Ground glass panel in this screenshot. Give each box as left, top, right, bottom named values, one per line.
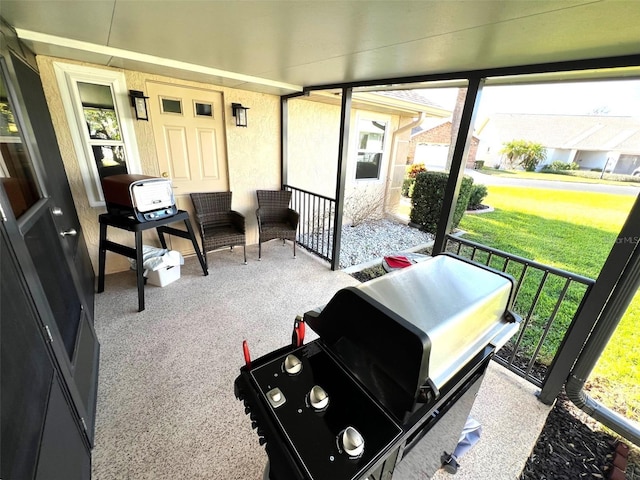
left=92, top=145, right=128, bottom=178
left=161, top=97, right=182, bottom=114
left=1, top=231, right=55, bottom=480
left=356, top=119, right=387, bottom=180
left=195, top=102, right=213, bottom=117
left=0, top=74, right=41, bottom=217
left=23, top=212, right=82, bottom=360
left=78, top=82, right=121, bottom=141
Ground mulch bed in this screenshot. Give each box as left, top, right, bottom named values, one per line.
left=520, top=392, right=620, bottom=480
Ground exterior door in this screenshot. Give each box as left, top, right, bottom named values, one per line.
left=147, top=81, right=228, bottom=194
left=1, top=43, right=98, bottom=452
left=1, top=222, right=55, bottom=480
left=147, top=81, right=228, bottom=254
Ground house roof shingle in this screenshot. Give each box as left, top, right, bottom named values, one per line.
left=481, top=113, right=640, bottom=152
left=374, top=90, right=444, bottom=109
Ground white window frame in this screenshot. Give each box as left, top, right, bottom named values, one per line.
left=53, top=62, right=142, bottom=207
left=353, top=114, right=391, bottom=183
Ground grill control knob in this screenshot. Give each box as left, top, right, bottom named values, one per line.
left=284, top=354, right=302, bottom=375
left=342, top=426, right=365, bottom=457
left=309, top=385, right=329, bottom=410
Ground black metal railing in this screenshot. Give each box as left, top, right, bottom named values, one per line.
left=444, top=235, right=595, bottom=387
left=284, top=185, right=336, bottom=263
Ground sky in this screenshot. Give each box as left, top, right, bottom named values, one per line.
left=420, top=79, right=640, bottom=121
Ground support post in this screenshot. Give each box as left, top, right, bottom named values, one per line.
left=330, top=87, right=352, bottom=271
left=432, top=78, right=484, bottom=254
left=281, top=96, right=288, bottom=188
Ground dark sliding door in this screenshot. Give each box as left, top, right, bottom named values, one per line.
left=0, top=21, right=99, bottom=479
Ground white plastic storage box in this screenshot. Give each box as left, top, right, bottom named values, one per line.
left=147, top=265, right=180, bottom=287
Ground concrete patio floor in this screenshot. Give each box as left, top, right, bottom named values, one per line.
left=92, top=245, right=551, bottom=479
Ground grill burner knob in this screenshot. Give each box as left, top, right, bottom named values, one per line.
left=341, top=426, right=365, bottom=457
left=284, top=354, right=302, bottom=375
left=309, top=385, right=329, bottom=410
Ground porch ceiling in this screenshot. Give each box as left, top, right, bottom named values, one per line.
left=2, top=1, right=640, bottom=95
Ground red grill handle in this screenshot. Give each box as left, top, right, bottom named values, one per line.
left=292, top=316, right=305, bottom=347
left=242, top=340, right=251, bottom=368
left=297, top=321, right=305, bottom=346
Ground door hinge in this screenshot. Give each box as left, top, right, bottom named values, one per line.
left=0, top=203, right=6, bottom=222
left=80, top=417, right=88, bottom=432
left=44, top=325, right=53, bottom=343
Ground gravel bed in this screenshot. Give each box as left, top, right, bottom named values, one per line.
left=339, top=219, right=433, bottom=269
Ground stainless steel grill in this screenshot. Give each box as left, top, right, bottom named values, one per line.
left=235, top=253, right=521, bottom=480
left=101, top=174, right=177, bottom=222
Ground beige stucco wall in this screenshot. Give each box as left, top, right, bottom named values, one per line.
left=287, top=98, right=341, bottom=198
left=287, top=97, right=407, bottom=225
left=37, top=56, right=280, bottom=274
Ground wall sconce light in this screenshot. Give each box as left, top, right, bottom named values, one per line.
left=232, top=103, right=249, bottom=127
left=129, top=90, right=149, bottom=121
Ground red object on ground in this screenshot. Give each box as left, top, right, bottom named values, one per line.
left=609, top=441, right=630, bottom=480
left=609, top=466, right=626, bottom=480
left=613, top=454, right=628, bottom=471
left=615, top=441, right=630, bottom=457
left=384, top=255, right=412, bottom=269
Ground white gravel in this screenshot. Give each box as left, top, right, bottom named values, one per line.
left=339, top=219, right=433, bottom=269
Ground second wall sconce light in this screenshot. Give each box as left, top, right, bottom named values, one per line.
left=232, top=103, right=249, bottom=127
left=129, top=90, right=149, bottom=121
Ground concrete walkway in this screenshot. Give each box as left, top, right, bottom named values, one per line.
left=430, top=363, right=551, bottom=480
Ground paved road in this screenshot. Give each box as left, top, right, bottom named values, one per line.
left=465, top=169, right=640, bottom=196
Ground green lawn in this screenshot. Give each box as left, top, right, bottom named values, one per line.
left=458, top=186, right=639, bottom=421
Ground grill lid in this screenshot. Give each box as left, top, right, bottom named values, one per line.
left=305, top=286, right=431, bottom=421
left=304, top=254, right=517, bottom=421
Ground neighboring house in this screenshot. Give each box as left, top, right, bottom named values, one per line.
left=476, top=113, right=640, bottom=173
left=408, top=117, right=480, bottom=170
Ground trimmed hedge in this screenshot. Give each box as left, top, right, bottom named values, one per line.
left=541, top=161, right=579, bottom=171
left=410, top=172, right=474, bottom=234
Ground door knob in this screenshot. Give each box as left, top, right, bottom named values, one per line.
left=60, top=228, right=77, bottom=237
left=51, top=207, right=63, bottom=216
left=162, top=172, right=169, bottom=178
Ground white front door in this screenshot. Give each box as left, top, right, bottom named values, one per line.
left=147, top=81, right=228, bottom=194
left=147, top=81, right=228, bottom=254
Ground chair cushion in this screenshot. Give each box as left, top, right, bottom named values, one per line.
left=259, top=222, right=296, bottom=242
left=201, top=225, right=245, bottom=251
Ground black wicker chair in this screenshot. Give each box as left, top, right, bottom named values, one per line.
left=256, top=190, right=299, bottom=260
left=190, top=192, right=247, bottom=269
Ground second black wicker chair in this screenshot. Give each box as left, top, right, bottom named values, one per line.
left=190, top=191, right=247, bottom=269
left=256, top=189, right=299, bottom=260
